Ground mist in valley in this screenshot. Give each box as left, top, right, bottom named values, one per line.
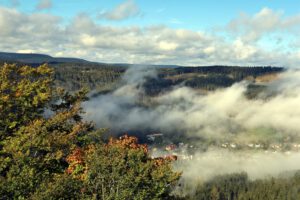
left=83, top=66, right=300, bottom=190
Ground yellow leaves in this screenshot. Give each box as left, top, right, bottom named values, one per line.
left=8, top=121, right=17, bottom=129
left=37, top=63, right=54, bottom=75
left=33, top=96, right=39, bottom=106
left=19, top=65, right=32, bottom=76
left=32, top=118, right=44, bottom=127
left=69, top=123, right=85, bottom=138
left=0, top=63, right=99, bottom=198
left=55, top=150, right=64, bottom=160
left=0, top=63, right=54, bottom=137
left=14, top=90, right=22, bottom=97
left=2, top=95, right=9, bottom=102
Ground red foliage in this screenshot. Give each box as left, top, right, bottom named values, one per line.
left=153, top=155, right=177, bottom=166
left=108, top=134, right=148, bottom=153
left=66, top=147, right=85, bottom=175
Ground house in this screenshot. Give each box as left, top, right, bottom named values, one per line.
left=165, top=144, right=176, bottom=151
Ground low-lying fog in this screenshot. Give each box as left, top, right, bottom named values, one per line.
left=83, top=66, right=300, bottom=186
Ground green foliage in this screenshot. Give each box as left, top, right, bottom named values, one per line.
left=0, top=87, right=93, bottom=198
left=0, top=63, right=181, bottom=199
left=188, top=172, right=300, bottom=200
left=190, top=173, right=248, bottom=200
left=51, top=63, right=283, bottom=96
left=31, top=175, right=84, bottom=200
left=0, top=63, right=92, bottom=199
left=0, top=63, right=53, bottom=140
left=83, top=135, right=181, bottom=200
left=52, top=63, right=124, bottom=92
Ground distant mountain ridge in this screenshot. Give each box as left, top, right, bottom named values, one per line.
left=0, top=52, right=180, bottom=68
left=0, top=51, right=284, bottom=70
left=0, top=52, right=89, bottom=64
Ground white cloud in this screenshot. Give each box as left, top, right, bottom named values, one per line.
left=227, top=7, right=300, bottom=43
left=0, top=7, right=299, bottom=66
left=80, top=34, right=97, bottom=46
left=36, top=0, right=52, bottom=11
left=99, top=0, right=140, bottom=21
left=158, top=41, right=178, bottom=51
left=233, top=39, right=257, bottom=60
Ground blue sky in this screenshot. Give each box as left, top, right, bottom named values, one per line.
left=0, top=0, right=300, bottom=66
left=2, top=0, right=299, bottom=29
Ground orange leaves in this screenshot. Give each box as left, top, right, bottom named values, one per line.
left=14, top=90, right=22, bottom=98
left=153, top=155, right=177, bottom=167
left=165, top=155, right=178, bottom=161
left=66, top=145, right=95, bottom=180
left=66, top=147, right=86, bottom=177
left=66, top=148, right=85, bottom=167
left=107, top=135, right=178, bottom=166
left=108, top=134, right=148, bottom=153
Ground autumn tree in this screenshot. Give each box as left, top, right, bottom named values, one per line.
left=0, top=63, right=181, bottom=199
left=0, top=63, right=53, bottom=140
left=82, top=135, right=181, bottom=200
left=0, top=63, right=93, bottom=198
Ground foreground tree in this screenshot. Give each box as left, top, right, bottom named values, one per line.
left=0, top=63, right=53, bottom=140
left=83, top=135, right=181, bottom=200
left=0, top=63, right=181, bottom=199
left=0, top=64, right=92, bottom=198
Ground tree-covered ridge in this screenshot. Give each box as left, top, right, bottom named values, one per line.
left=185, top=172, right=300, bottom=200
left=53, top=63, right=125, bottom=92
left=54, top=63, right=283, bottom=94
left=0, top=63, right=180, bottom=199
left=0, top=57, right=284, bottom=95
left=144, top=66, right=283, bottom=95
left=0, top=52, right=89, bottom=64
left=44, top=63, right=283, bottom=99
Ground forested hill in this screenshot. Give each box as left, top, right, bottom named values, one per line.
left=0, top=52, right=178, bottom=67
left=0, top=52, right=89, bottom=64
left=52, top=63, right=283, bottom=94
left=0, top=52, right=284, bottom=94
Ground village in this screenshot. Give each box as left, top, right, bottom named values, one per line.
left=147, top=133, right=300, bottom=161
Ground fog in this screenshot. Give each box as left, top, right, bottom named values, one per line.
left=174, top=150, right=300, bottom=195
left=178, top=150, right=300, bottom=180
left=83, top=66, right=300, bottom=184
left=84, top=67, right=300, bottom=140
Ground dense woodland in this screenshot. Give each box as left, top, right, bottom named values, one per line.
left=0, top=57, right=283, bottom=94
left=51, top=62, right=283, bottom=96
left=185, top=172, right=300, bottom=200
left=52, top=63, right=125, bottom=92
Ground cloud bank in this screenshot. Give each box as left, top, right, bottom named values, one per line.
left=175, top=150, right=300, bottom=195
left=227, top=7, right=300, bottom=43
left=0, top=6, right=300, bottom=66
left=83, top=67, right=300, bottom=190
left=84, top=68, right=300, bottom=141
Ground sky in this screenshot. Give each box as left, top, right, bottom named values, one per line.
left=0, top=0, right=300, bottom=66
